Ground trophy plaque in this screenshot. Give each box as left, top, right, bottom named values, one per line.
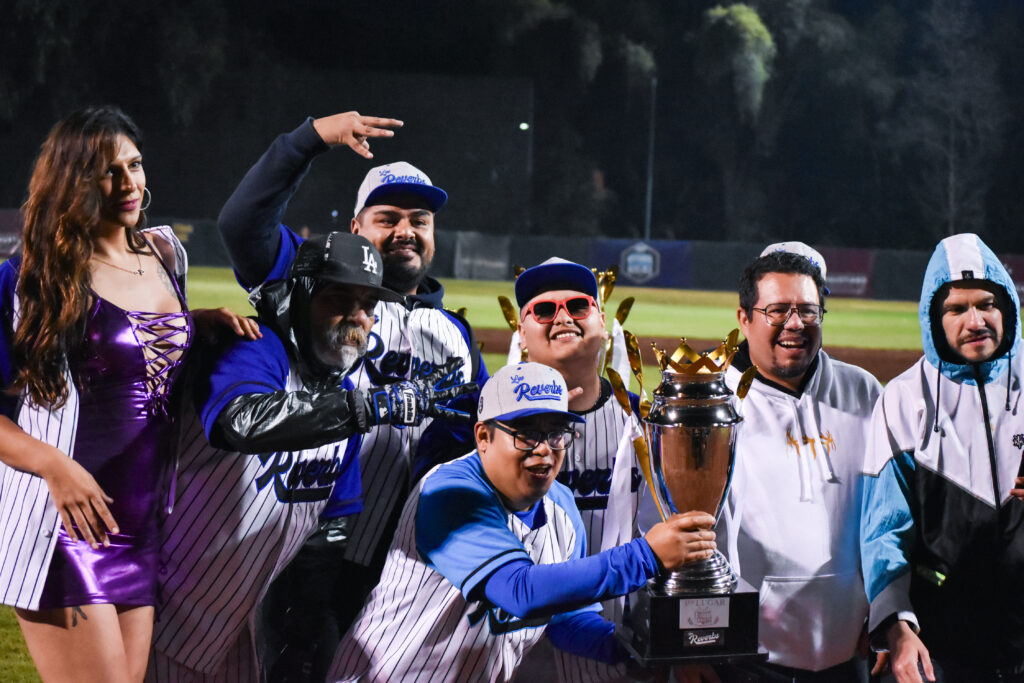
left=610, top=332, right=764, bottom=665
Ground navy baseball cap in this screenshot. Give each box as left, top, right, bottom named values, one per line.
left=478, top=362, right=585, bottom=424
left=514, top=257, right=599, bottom=308
left=353, top=162, right=448, bottom=217
left=290, top=232, right=404, bottom=302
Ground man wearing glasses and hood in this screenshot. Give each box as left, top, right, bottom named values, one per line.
left=717, top=243, right=882, bottom=682
left=862, top=233, right=1024, bottom=682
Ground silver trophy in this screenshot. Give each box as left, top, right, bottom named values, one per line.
left=611, top=332, right=763, bottom=664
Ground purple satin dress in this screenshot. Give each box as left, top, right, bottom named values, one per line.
left=37, top=285, right=192, bottom=609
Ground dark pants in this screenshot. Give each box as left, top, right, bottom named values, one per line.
left=878, top=659, right=1024, bottom=683
left=259, top=516, right=379, bottom=683
left=720, top=657, right=868, bottom=683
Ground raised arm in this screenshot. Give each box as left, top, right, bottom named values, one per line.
left=218, top=113, right=402, bottom=288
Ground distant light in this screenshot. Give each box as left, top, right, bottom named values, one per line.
left=331, top=209, right=339, bottom=219
left=519, top=123, right=530, bottom=131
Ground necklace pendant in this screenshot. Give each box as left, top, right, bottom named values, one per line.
left=136, top=268, right=145, bottom=276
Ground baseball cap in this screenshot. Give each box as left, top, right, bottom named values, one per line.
left=478, top=362, right=585, bottom=424
left=353, top=162, right=448, bottom=217
left=514, top=257, right=599, bottom=308
left=290, top=232, right=404, bottom=302
left=759, top=241, right=830, bottom=294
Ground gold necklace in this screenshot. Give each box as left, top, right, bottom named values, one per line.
left=92, top=251, right=145, bottom=276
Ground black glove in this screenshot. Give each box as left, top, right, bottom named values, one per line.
left=364, top=358, right=478, bottom=427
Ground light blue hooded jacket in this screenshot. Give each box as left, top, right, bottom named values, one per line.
left=860, top=233, right=1024, bottom=667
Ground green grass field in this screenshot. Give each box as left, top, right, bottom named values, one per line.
left=0, top=268, right=924, bottom=679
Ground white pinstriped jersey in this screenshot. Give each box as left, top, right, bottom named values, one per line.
left=329, top=452, right=590, bottom=683
left=0, top=382, right=79, bottom=610
left=147, top=364, right=354, bottom=679
left=342, top=299, right=476, bottom=566
left=0, top=227, right=185, bottom=611
left=523, top=382, right=642, bottom=683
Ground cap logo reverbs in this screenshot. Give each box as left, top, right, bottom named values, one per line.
left=361, top=245, right=379, bottom=274
left=379, top=168, right=428, bottom=186
left=512, top=374, right=564, bottom=402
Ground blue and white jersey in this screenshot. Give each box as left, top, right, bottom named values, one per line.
left=546, top=381, right=642, bottom=683
left=342, top=296, right=483, bottom=566
left=248, top=223, right=485, bottom=567
left=329, top=451, right=595, bottom=683
left=148, top=326, right=360, bottom=678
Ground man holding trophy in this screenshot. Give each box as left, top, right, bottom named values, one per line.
left=718, top=243, right=882, bottom=681
left=327, top=362, right=717, bottom=681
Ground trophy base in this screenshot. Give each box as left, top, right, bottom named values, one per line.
left=618, top=575, right=764, bottom=666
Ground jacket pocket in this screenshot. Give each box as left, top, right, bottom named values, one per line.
left=758, top=570, right=867, bottom=671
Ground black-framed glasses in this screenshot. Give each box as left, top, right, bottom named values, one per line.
left=522, top=295, right=596, bottom=324
left=751, top=303, right=826, bottom=326
left=493, top=421, right=577, bottom=451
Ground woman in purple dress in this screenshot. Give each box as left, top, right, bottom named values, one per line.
left=0, top=106, right=257, bottom=682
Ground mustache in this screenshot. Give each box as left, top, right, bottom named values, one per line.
left=383, top=235, right=422, bottom=254
left=324, top=322, right=368, bottom=351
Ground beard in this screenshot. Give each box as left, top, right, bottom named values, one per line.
left=381, top=236, right=430, bottom=294
left=314, top=322, right=368, bottom=374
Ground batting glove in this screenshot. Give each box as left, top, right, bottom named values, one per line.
left=365, top=358, right=478, bottom=427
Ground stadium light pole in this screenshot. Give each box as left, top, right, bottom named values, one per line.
left=643, top=75, right=657, bottom=242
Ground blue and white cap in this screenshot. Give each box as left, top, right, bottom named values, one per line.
left=353, top=161, right=448, bottom=217
left=478, top=362, right=585, bottom=424
left=760, top=241, right=829, bottom=294
left=514, top=257, right=599, bottom=308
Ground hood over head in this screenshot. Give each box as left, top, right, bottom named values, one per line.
left=920, top=233, right=1020, bottom=385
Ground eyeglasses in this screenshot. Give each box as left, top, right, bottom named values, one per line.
left=522, top=295, right=596, bottom=324
left=493, top=422, right=577, bottom=451
left=750, top=303, right=826, bottom=326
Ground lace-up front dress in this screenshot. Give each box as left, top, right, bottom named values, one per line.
left=37, top=270, right=192, bottom=608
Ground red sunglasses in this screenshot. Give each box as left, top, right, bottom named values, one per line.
left=522, top=295, right=596, bottom=323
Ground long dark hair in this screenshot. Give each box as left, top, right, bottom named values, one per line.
left=12, top=105, right=147, bottom=408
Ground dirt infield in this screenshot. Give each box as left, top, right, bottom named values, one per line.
left=475, top=329, right=920, bottom=384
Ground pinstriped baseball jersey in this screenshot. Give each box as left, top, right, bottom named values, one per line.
left=0, top=385, right=79, bottom=610
left=540, top=381, right=642, bottom=683
left=329, top=452, right=592, bottom=683
left=342, top=298, right=478, bottom=566
left=148, top=355, right=358, bottom=678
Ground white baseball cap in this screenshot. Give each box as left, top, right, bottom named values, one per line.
left=759, top=241, right=827, bottom=280
left=478, top=362, right=585, bottom=424
left=759, top=241, right=829, bottom=294
left=353, top=161, right=448, bottom=217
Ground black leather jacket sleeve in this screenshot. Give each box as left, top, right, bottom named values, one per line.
left=212, top=387, right=370, bottom=454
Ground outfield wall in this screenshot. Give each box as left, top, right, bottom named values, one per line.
left=3, top=214, right=1022, bottom=302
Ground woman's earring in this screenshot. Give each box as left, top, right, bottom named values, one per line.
left=140, top=187, right=152, bottom=212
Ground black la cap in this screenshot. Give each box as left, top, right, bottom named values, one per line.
left=290, top=232, right=404, bottom=303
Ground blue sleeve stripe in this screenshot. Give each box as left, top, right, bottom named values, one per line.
left=460, top=548, right=531, bottom=593
left=861, top=451, right=917, bottom=603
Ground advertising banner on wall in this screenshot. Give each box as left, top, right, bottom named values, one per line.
left=999, top=254, right=1024, bottom=302
left=590, top=240, right=692, bottom=288
left=817, top=246, right=875, bottom=298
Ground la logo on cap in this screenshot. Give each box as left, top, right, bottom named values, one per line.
left=361, top=245, right=379, bottom=274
